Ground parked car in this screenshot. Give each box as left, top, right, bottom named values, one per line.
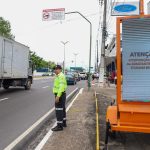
left=66, top=72, right=74, bottom=76
left=65, top=74, right=77, bottom=85
left=79, top=72, right=87, bottom=80
left=42, top=73, right=50, bottom=76
left=73, top=72, right=80, bottom=81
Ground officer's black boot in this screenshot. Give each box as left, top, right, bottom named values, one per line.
left=63, top=120, right=67, bottom=127
left=52, top=124, right=63, bottom=131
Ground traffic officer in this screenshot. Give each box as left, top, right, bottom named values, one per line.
left=52, top=65, right=67, bottom=131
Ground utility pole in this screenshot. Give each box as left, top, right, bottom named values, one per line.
left=61, top=41, right=69, bottom=74
left=95, top=40, right=99, bottom=72
left=99, top=0, right=107, bottom=84
left=96, top=40, right=99, bottom=72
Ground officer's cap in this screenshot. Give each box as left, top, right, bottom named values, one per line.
left=54, top=65, right=62, bottom=70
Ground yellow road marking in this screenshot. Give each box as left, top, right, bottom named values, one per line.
left=95, top=92, right=100, bottom=150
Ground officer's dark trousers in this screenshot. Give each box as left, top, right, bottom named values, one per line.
left=55, top=92, right=66, bottom=127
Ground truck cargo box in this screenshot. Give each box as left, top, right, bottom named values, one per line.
left=0, top=36, right=30, bottom=79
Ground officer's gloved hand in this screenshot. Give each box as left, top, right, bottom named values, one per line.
left=55, top=96, right=60, bottom=103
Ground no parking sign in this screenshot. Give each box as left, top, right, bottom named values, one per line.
left=42, top=8, right=65, bottom=21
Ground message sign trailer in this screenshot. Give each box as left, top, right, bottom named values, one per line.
left=105, top=14, right=150, bottom=149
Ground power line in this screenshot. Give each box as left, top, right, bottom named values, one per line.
left=106, top=0, right=120, bottom=38
left=107, top=0, right=117, bottom=25
left=106, top=0, right=112, bottom=23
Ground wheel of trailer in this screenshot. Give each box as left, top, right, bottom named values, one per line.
left=25, top=79, right=31, bottom=90
left=104, top=121, right=111, bottom=150
left=105, top=121, right=111, bottom=145
left=104, top=121, right=116, bottom=150
left=3, top=85, right=9, bottom=90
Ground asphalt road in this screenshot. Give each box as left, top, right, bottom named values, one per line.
left=0, top=77, right=86, bottom=150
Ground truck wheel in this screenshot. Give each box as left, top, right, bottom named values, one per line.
left=3, top=85, right=9, bottom=90
left=25, top=80, right=31, bottom=90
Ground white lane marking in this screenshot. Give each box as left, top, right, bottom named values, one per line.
left=34, top=122, right=57, bottom=150
left=34, top=77, right=54, bottom=81
left=4, top=107, right=55, bottom=150
left=79, top=88, right=83, bottom=94
left=42, top=86, right=50, bottom=89
left=66, top=88, right=83, bottom=112
left=67, top=87, right=78, bottom=98
left=0, top=98, right=9, bottom=102
left=35, top=88, right=83, bottom=150
left=4, top=88, right=78, bottom=150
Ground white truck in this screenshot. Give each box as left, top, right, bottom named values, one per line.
left=0, top=36, right=33, bottom=90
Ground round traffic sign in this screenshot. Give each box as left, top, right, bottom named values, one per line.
left=43, top=12, right=49, bottom=19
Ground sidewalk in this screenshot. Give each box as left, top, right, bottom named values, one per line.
left=42, top=88, right=96, bottom=150
left=95, top=84, right=116, bottom=99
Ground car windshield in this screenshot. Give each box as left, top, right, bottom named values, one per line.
left=80, top=73, right=86, bottom=74
left=66, top=74, right=73, bottom=78
left=67, top=73, right=73, bottom=75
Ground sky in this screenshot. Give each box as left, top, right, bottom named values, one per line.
left=0, top=0, right=101, bottom=70
left=0, top=0, right=149, bottom=70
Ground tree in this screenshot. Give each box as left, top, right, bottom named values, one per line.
left=30, top=51, right=56, bottom=70
left=0, top=17, right=14, bottom=39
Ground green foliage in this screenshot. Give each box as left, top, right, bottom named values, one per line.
left=30, top=51, right=55, bottom=70
left=0, top=17, right=14, bottom=39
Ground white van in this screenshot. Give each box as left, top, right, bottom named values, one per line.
left=79, top=72, right=87, bottom=80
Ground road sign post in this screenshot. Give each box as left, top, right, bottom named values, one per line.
left=42, top=9, right=92, bottom=90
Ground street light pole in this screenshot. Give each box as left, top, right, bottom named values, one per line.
left=73, top=53, right=78, bottom=68
left=61, top=41, right=69, bottom=74
left=65, top=11, right=92, bottom=90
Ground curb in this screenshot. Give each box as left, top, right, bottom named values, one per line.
left=4, top=88, right=79, bottom=150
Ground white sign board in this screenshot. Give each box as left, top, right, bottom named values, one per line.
left=111, top=2, right=139, bottom=16
left=42, top=8, right=65, bottom=21
left=122, top=18, right=150, bottom=102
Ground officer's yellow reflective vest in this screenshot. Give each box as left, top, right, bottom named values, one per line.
left=53, top=72, right=67, bottom=97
